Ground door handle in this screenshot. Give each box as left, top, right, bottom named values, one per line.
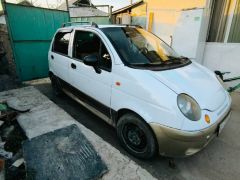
left=71, top=63, right=76, bottom=69
left=51, top=55, right=54, bottom=60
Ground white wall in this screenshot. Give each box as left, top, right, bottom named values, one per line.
left=171, top=9, right=204, bottom=60
left=0, top=15, right=6, bottom=24
left=203, top=43, right=240, bottom=89
left=121, top=13, right=131, bottom=24
left=145, top=0, right=211, bottom=64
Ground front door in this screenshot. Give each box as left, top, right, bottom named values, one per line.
left=69, top=30, right=113, bottom=118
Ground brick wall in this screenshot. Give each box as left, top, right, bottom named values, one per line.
left=0, top=24, right=16, bottom=76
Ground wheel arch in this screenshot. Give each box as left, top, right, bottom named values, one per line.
left=115, top=108, right=159, bottom=156
left=115, top=108, right=159, bottom=150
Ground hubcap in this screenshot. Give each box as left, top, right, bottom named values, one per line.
left=128, top=130, right=141, bottom=146
left=122, top=123, right=147, bottom=152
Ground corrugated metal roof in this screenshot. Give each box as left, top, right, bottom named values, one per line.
left=112, top=0, right=144, bottom=15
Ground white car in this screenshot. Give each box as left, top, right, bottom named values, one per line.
left=48, top=23, right=232, bottom=159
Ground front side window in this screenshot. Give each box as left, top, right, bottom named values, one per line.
left=73, top=31, right=112, bottom=71
left=52, top=32, right=71, bottom=55
left=101, top=27, right=191, bottom=70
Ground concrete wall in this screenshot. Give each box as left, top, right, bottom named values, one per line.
left=69, top=7, right=108, bottom=17
left=0, top=15, right=6, bottom=24
left=203, top=43, right=240, bottom=89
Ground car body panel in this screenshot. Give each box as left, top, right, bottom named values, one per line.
left=111, top=65, right=183, bottom=129
left=150, top=108, right=231, bottom=157
left=48, top=50, right=70, bottom=83
left=148, top=62, right=226, bottom=111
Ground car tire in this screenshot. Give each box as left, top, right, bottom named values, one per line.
left=117, top=113, right=158, bottom=159
left=50, top=75, right=63, bottom=96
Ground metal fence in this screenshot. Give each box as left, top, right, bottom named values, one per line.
left=4, top=3, right=69, bottom=81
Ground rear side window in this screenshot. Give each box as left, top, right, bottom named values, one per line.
left=52, top=32, right=71, bottom=55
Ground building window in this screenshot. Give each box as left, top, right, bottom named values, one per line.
left=207, top=0, right=232, bottom=42
left=228, top=0, right=240, bottom=42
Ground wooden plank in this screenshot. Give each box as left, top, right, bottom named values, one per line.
left=148, top=12, right=154, bottom=32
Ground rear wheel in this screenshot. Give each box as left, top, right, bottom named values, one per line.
left=50, top=74, right=63, bottom=96
left=117, top=113, right=158, bottom=159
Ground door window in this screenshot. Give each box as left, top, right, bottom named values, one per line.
left=73, top=31, right=112, bottom=71
left=52, top=32, right=71, bottom=55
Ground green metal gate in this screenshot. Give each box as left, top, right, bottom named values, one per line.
left=5, top=3, right=69, bottom=81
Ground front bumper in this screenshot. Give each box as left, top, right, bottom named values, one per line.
left=150, top=109, right=231, bottom=157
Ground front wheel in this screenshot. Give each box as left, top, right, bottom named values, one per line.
left=117, top=113, right=158, bottom=159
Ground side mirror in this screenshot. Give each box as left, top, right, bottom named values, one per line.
left=83, top=54, right=98, bottom=66
left=83, top=54, right=101, bottom=74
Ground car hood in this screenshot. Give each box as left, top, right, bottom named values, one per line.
left=148, top=62, right=227, bottom=111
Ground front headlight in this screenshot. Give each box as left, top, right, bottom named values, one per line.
left=177, top=94, right=201, bottom=121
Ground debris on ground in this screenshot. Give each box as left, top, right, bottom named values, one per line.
left=7, top=98, right=30, bottom=112
left=0, top=102, right=19, bottom=124
left=0, top=148, right=12, bottom=159
left=11, top=158, right=24, bottom=168
left=0, top=159, right=4, bottom=172
left=0, top=103, right=27, bottom=179
left=0, top=142, right=5, bottom=148
left=0, top=74, right=21, bottom=92
left=1, top=125, right=14, bottom=140
left=0, top=103, right=7, bottom=111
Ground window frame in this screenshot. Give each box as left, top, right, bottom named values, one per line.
left=207, top=0, right=239, bottom=43
left=71, top=29, right=113, bottom=72
left=52, top=29, right=73, bottom=57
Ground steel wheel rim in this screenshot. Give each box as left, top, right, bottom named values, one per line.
left=122, top=123, right=147, bottom=153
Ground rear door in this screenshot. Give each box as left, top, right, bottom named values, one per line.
left=69, top=29, right=113, bottom=118
left=49, top=30, right=72, bottom=83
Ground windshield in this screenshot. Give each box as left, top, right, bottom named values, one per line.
left=101, top=27, right=190, bottom=70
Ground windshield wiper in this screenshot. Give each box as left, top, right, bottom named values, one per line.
left=129, top=57, right=189, bottom=67
left=163, top=56, right=189, bottom=65
left=129, top=63, right=154, bottom=66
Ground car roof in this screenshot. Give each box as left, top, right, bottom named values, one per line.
left=58, top=23, right=141, bottom=31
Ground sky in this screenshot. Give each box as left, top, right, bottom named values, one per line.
left=0, top=0, right=139, bottom=11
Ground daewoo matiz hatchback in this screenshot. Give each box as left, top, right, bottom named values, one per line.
left=48, top=23, right=232, bottom=159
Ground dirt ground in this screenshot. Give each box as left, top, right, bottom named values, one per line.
left=24, top=78, right=240, bottom=180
